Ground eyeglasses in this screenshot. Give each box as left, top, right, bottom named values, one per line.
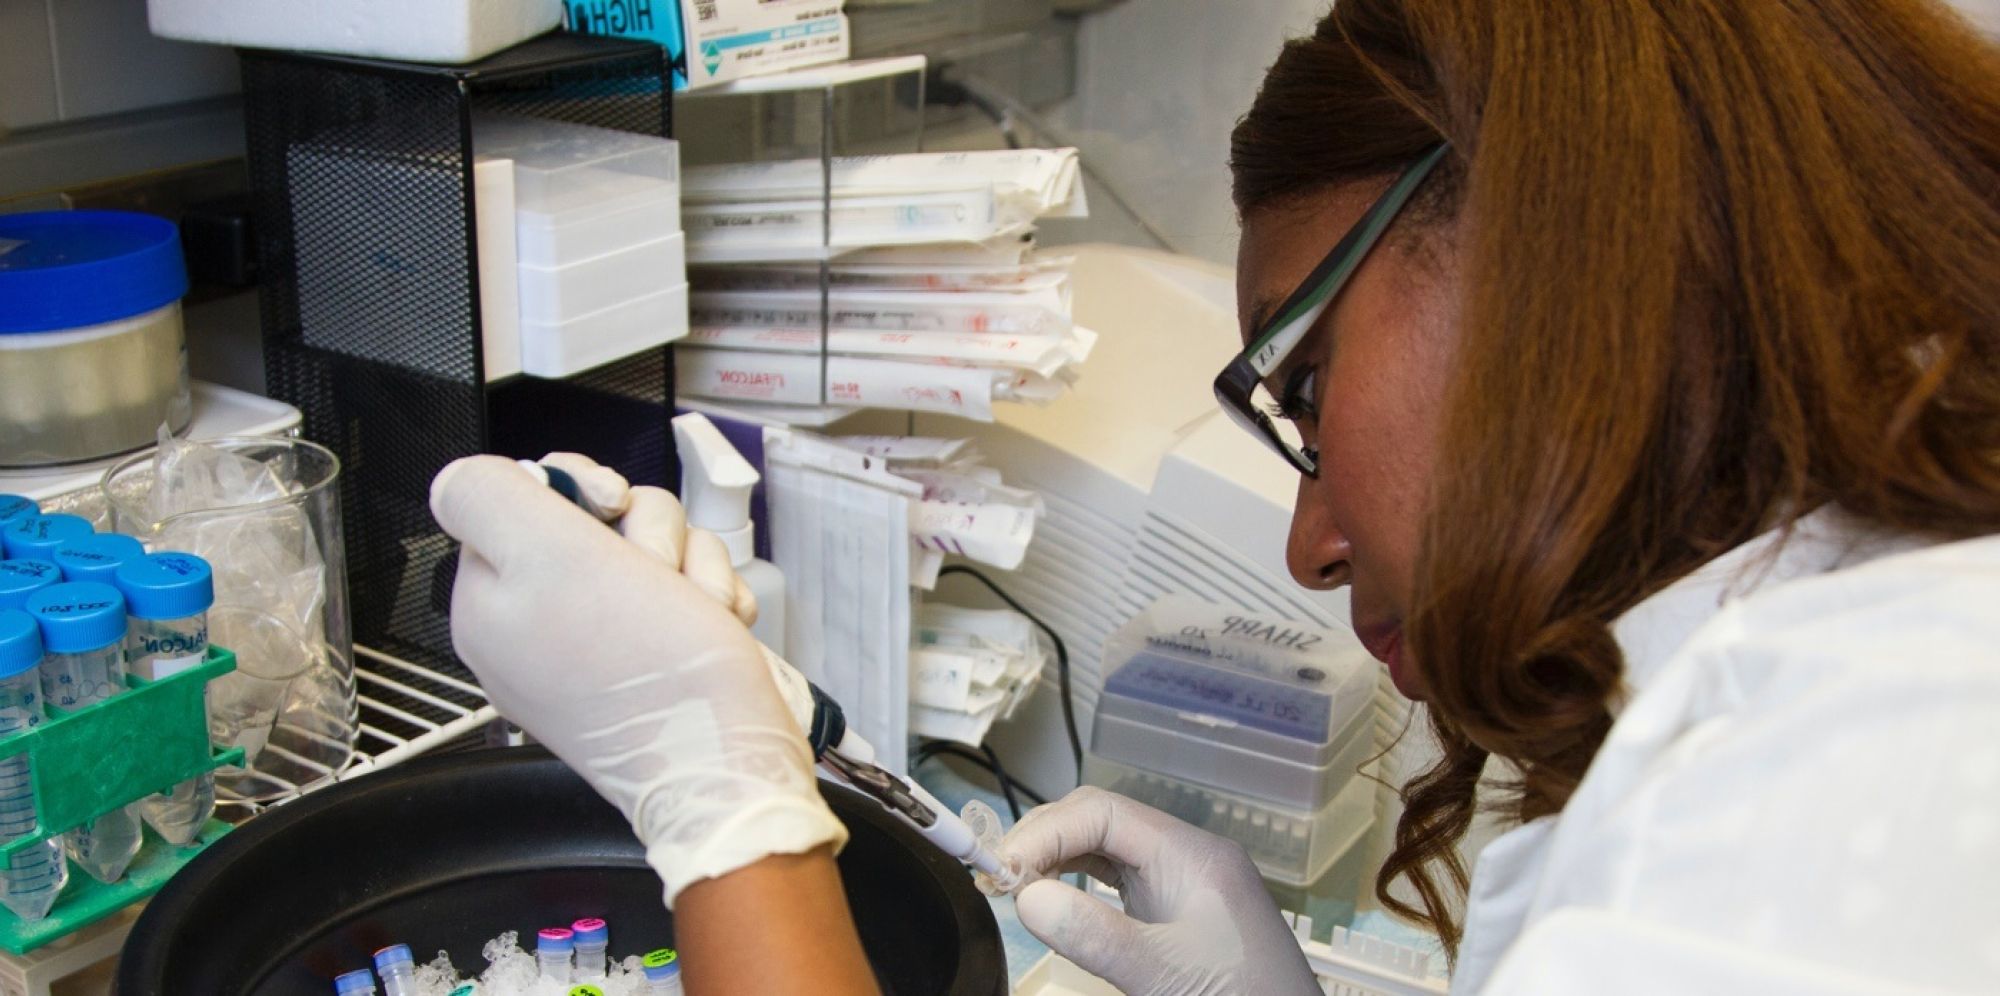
left=1213, top=143, right=1451, bottom=477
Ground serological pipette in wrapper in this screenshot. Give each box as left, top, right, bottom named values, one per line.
left=520, top=458, right=1028, bottom=896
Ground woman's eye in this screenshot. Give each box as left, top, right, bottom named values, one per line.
left=1270, top=366, right=1319, bottom=423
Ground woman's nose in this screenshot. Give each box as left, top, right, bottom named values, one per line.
left=1286, top=475, right=1352, bottom=590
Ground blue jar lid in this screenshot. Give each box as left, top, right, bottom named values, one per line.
left=52, top=534, right=147, bottom=585
left=2, top=514, right=93, bottom=561
left=0, top=211, right=189, bottom=334
left=0, top=560, right=61, bottom=612
left=373, top=944, right=413, bottom=971
left=25, top=582, right=125, bottom=654
left=0, top=496, right=36, bottom=527
left=114, top=552, right=213, bottom=620
left=0, top=611, right=41, bottom=679
left=334, top=970, right=376, bottom=994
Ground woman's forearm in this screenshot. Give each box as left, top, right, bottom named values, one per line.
left=675, top=845, right=880, bottom=995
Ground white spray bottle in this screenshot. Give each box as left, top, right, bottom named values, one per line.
left=672, top=413, right=786, bottom=657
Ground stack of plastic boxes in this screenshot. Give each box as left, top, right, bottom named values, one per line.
left=1084, top=595, right=1378, bottom=891
left=474, top=114, right=688, bottom=378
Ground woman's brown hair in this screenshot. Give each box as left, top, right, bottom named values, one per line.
left=1231, top=0, right=2000, bottom=957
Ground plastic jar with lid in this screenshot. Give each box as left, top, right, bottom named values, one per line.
left=0, top=211, right=192, bottom=468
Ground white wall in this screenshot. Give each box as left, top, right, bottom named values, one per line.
left=1046, top=0, right=1335, bottom=267
left=1048, top=0, right=2000, bottom=268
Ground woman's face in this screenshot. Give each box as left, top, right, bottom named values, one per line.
left=1236, top=184, right=1461, bottom=699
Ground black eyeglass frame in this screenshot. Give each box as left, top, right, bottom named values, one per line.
left=1213, top=142, right=1452, bottom=477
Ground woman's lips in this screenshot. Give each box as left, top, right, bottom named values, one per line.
left=1358, top=624, right=1417, bottom=699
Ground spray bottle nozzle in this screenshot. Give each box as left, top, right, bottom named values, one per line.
left=671, top=413, right=760, bottom=567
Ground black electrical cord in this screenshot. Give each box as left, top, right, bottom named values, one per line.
left=912, top=739, right=1050, bottom=819
left=935, top=565, right=1084, bottom=784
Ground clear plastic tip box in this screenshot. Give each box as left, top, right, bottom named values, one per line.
left=1086, top=596, right=1378, bottom=886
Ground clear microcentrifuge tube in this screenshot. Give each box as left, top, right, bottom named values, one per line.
left=570, top=917, right=609, bottom=978
left=641, top=948, right=684, bottom=994
left=372, top=944, right=418, bottom=996
left=961, top=799, right=1027, bottom=897
left=116, top=553, right=216, bottom=845
left=334, top=969, right=378, bottom=995
left=0, top=610, right=64, bottom=922
left=537, top=927, right=575, bottom=984
left=26, top=582, right=142, bottom=885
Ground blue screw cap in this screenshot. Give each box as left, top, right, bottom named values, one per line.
left=571, top=917, right=608, bottom=944
left=0, top=560, right=61, bottom=613
left=114, top=552, right=214, bottom=620
left=334, top=969, right=376, bottom=994
left=0, top=611, right=42, bottom=679
left=52, top=534, right=147, bottom=585
left=0, top=496, right=36, bottom=527
left=2, top=514, right=92, bottom=561
left=373, top=943, right=414, bottom=971
left=25, top=582, right=126, bottom=654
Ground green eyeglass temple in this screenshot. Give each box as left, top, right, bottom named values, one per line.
left=1214, top=142, right=1451, bottom=476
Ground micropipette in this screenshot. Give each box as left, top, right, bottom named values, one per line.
left=526, top=461, right=1027, bottom=894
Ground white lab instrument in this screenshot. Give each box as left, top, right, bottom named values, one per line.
left=672, top=414, right=787, bottom=656
left=146, top=0, right=563, bottom=64
left=0, top=611, right=64, bottom=923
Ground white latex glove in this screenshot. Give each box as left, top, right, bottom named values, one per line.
left=996, top=786, right=1320, bottom=996
left=432, top=455, right=846, bottom=906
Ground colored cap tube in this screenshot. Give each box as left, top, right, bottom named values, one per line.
left=2, top=514, right=92, bottom=561
left=114, top=552, right=214, bottom=620
left=25, top=582, right=126, bottom=653
left=334, top=969, right=376, bottom=994
left=568, top=987, right=606, bottom=996
left=537, top=927, right=575, bottom=951
left=0, top=560, right=61, bottom=612
left=52, top=534, right=146, bottom=585
left=0, top=610, right=43, bottom=679
left=373, top=943, right=414, bottom=971
left=641, top=949, right=680, bottom=978
left=0, top=496, right=36, bottom=527
left=570, top=918, right=608, bottom=945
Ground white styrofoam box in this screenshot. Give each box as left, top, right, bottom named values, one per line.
left=147, top=0, right=563, bottom=64
left=520, top=283, right=688, bottom=378
left=517, top=233, right=686, bottom=324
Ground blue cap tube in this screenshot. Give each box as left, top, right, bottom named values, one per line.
left=0, top=560, right=61, bottom=612
left=113, top=552, right=214, bottom=620
left=0, top=496, right=36, bottom=527
left=2, top=515, right=93, bottom=562
left=0, top=611, right=42, bottom=679
left=334, top=969, right=377, bottom=994
left=24, top=582, right=126, bottom=654
left=52, top=534, right=147, bottom=585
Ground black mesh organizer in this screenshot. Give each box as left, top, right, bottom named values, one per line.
left=242, top=34, right=678, bottom=674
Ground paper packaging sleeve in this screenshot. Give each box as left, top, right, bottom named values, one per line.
left=678, top=349, right=1017, bottom=421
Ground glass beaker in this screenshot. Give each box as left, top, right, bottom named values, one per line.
left=101, top=436, right=355, bottom=801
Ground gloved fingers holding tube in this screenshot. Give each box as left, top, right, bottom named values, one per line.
left=995, top=786, right=1321, bottom=996
left=430, top=455, right=844, bottom=907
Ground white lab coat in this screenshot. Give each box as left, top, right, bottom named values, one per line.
left=1454, top=506, right=2000, bottom=994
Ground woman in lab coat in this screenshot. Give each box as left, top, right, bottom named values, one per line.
left=431, top=0, right=2000, bottom=991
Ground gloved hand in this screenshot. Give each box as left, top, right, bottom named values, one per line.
left=525, top=453, right=824, bottom=746
left=997, top=786, right=1320, bottom=995
left=431, top=455, right=846, bottom=906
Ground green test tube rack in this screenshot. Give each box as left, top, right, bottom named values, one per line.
left=0, top=645, right=247, bottom=953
